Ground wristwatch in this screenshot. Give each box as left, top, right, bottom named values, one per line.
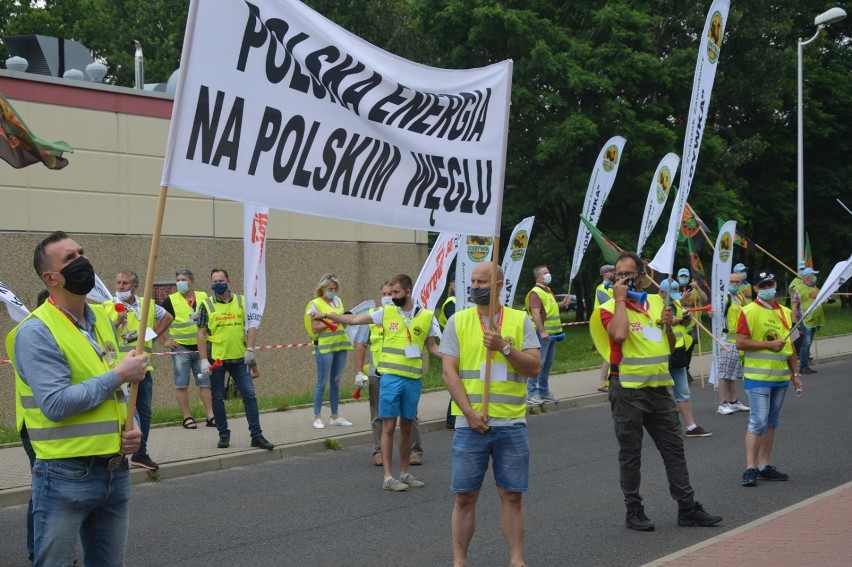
left=501, top=343, right=511, bottom=356
left=246, top=347, right=254, bottom=352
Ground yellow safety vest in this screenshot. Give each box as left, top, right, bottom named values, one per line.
left=598, top=295, right=673, bottom=389
left=525, top=285, right=561, bottom=335
left=7, top=302, right=126, bottom=458
left=202, top=294, right=247, bottom=360
left=740, top=302, right=794, bottom=384
left=376, top=306, right=434, bottom=379
left=792, top=282, right=825, bottom=328
left=671, top=300, right=694, bottom=351
left=438, top=296, right=456, bottom=329
left=451, top=306, right=528, bottom=419
left=725, top=293, right=746, bottom=344
left=594, top=283, right=613, bottom=310
left=305, top=298, right=352, bottom=355
left=369, top=308, right=383, bottom=357
left=104, top=298, right=156, bottom=371
left=168, top=290, right=208, bottom=345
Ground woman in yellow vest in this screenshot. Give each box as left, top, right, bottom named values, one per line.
left=305, top=273, right=353, bottom=430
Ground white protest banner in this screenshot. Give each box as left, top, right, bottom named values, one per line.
left=0, top=280, right=29, bottom=322
left=343, top=299, right=377, bottom=344
left=244, top=204, right=269, bottom=329
left=500, top=216, right=534, bottom=307
left=650, top=0, right=729, bottom=275
left=87, top=274, right=114, bottom=304
left=709, top=220, right=736, bottom=386
left=162, top=0, right=512, bottom=236
left=793, top=254, right=852, bottom=337
left=637, top=153, right=680, bottom=256
left=569, top=136, right=626, bottom=282
left=455, top=235, right=494, bottom=311
left=412, top=233, right=459, bottom=311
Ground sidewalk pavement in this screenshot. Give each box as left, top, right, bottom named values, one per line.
left=1, top=335, right=850, bottom=563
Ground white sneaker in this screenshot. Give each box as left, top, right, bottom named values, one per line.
left=329, top=416, right=353, bottom=426
left=312, top=418, right=325, bottom=429
left=383, top=477, right=409, bottom=492
left=717, top=403, right=735, bottom=415
left=399, top=473, right=425, bottom=488
left=527, top=395, right=544, bottom=405
left=540, top=392, right=559, bottom=403
left=730, top=400, right=750, bottom=412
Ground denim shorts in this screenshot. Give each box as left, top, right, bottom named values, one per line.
left=669, top=366, right=690, bottom=403
left=451, top=424, right=529, bottom=493
left=171, top=347, right=210, bottom=388
left=378, top=373, right=422, bottom=420
left=746, top=385, right=788, bottom=435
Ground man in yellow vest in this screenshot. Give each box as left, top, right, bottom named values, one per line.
left=197, top=268, right=274, bottom=451
left=106, top=269, right=174, bottom=471
left=7, top=231, right=147, bottom=566
left=737, top=271, right=804, bottom=487
left=320, top=274, right=440, bottom=492
left=440, top=261, right=540, bottom=567
left=715, top=271, right=749, bottom=415
left=159, top=269, right=215, bottom=428
left=594, top=252, right=721, bottom=531
left=791, top=267, right=825, bottom=374
left=524, top=265, right=570, bottom=404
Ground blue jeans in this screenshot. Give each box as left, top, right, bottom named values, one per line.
left=171, top=346, right=210, bottom=388
left=210, top=361, right=262, bottom=439
left=132, top=370, right=153, bottom=460
left=451, top=425, right=530, bottom=493
left=527, top=335, right=557, bottom=396
left=798, top=325, right=817, bottom=369
left=31, top=458, right=131, bottom=566
left=21, top=430, right=36, bottom=561
left=746, top=385, right=788, bottom=435
left=669, top=366, right=691, bottom=402
left=314, top=350, right=347, bottom=416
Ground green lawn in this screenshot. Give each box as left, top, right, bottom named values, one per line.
left=3, top=302, right=850, bottom=445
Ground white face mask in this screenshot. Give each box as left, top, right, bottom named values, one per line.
left=116, top=289, right=133, bottom=301
left=381, top=296, right=394, bottom=306
left=542, top=273, right=552, bottom=285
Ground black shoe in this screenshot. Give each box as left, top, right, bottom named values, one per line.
left=756, top=464, right=789, bottom=481
left=129, top=454, right=159, bottom=470
left=742, top=467, right=758, bottom=487
left=678, top=502, right=722, bottom=527
left=251, top=435, right=274, bottom=450
left=800, top=367, right=817, bottom=374
left=626, top=506, right=655, bottom=531
left=217, top=436, right=230, bottom=449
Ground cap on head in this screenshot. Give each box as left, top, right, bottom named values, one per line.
left=802, top=267, right=819, bottom=276
left=659, top=279, right=680, bottom=293
left=733, top=263, right=747, bottom=272
left=677, top=268, right=690, bottom=277
left=754, top=271, right=776, bottom=287
left=600, top=264, right=615, bottom=276
left=798, top=261, right=806, bottom=270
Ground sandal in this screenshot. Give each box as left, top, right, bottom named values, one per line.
left=205, top=417, right=216, bottom=427
left=182, top=416, right=198, bottom=429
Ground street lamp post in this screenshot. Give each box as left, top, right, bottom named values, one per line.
left=797, top=7, right=846, bottom=265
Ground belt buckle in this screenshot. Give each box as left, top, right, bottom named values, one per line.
left=106, top=455, right=126, bottom=471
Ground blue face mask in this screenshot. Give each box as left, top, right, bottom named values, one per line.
left=728, top=285, right=741, bottom=293
left=211, top=282, right=228, bottom=295
left=176, top=281, right=190, bottom=294
left=678, top=277, right=689, bottom=285
left=469, top=287, right=491, bottom=305
left=324, top=290, right=337, bottom=301
left=757, top=288, right=776, bottom=301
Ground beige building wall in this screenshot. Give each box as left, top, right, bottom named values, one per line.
left=0, top=71, right=429, bottom=428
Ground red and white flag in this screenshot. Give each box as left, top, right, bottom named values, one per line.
left=244, top=204, right=269, bottom=329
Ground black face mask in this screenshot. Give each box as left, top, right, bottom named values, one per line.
left=469, top=287, right=491, bottom=305
left=391, top=296, right=407, bottom=308
left=59, top=256, right=95, bottom=296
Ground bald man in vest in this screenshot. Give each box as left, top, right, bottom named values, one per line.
left=7, top=231, right=147, bottom=566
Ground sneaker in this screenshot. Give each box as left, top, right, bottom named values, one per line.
left=540, top=392, right=559, bottom=403
left=625, top=506, right=655, bottom=531
left=742, top=467, right=758, bottom=487
left=677, top=502, right=722, bottom=527
left=685, top=425, right=712, bottom=437
left=251, top=435, right=274, bottom=450
left=399, top=472, right=426, bottom=488
left=130, top=454, right=160, bottom=471
left=756, top=465, right=790, bottom=481
left=717, top=403, right=735, bottom=415
left=329, top=416, right=353, bottom=426
left=526, top=394, right=544, bottom=405
left=217, top=436, right=230, bottom=449
left=729, top=400, right=750, bottom=412
left=312, top=418, right=325, bottom=429
left=382, top=477, right=409, bottom=492
left=801, top=367, right=817, bottom=374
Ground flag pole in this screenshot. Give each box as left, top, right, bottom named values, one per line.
left=126, top=185, right=168, bottom=431
left=481, top=236, right=501, bottom=418
left=753, top=242, right=798, bottom=278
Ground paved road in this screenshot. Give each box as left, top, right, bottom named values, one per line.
left=0, top=360, right=849, bottom=566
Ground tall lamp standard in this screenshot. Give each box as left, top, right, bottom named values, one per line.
left=797, top=7, right=846, bottom=264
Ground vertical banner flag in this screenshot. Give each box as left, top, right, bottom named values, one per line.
left=161, top=0, right=512, bottom=236
left=804, top=233, right=813, bottom=269
left=244, top=204, right=269, bottom=329
left=0, top=280, right=30, bottom=322
left=795, top=254, right=852, bottom=332
left=500, top=216, right=535, bottom=307
left=412, top=232, right=459, bottom=311
left=637, top=153, right=680, bottom=256
left=649, top=0, right=729, bottom=275
left=456, top=235, right=494, bottom=310
left=709, top=220, right=736, bottom=386
left=0, top=93, right=72, bottom=170
left=569, top=135, right=627, bottom=282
